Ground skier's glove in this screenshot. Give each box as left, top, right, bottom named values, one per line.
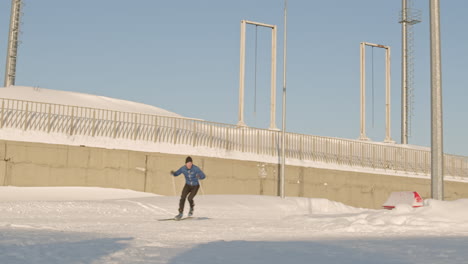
left=170, top=170, right=175, bottom=176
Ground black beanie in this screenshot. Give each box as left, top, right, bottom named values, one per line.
left=185, top=156, right=193, bottom=163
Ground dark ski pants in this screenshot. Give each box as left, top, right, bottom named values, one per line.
left=179, top=184, right=200, bottom=213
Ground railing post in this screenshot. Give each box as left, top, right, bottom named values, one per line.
left=404, top=150, right=408, bottom=173
left=70, top=107, right=74, bottom=135
left=92, top=110, right=96, bottom=137
left=174, top=119, right=178, bottom=145
left=461, top=158, right=464, bottom=178
left=47, top=105, right=51, bottom=133
left=384, top=148, right=388, bottom=170
left=133, top=114, right=138, bottom=140
left=424, top=152, right=428, bottom=175
left=372, top=145, right=376, bottom=169
left=225, top=127, right=229, bottom=150
left=209, top=125, right=213, bottom=148
left=325, top=139, right=329, bottom=163
left=271, top=132, right=275, bottom=156
left=361, top=144, right=364, bottom=167
left=24, top=103, right=28, bottom=131
left=299, top=135, right=303, bottom=160
left=450, top=156, right=454, bottom=177
left=193, top=122, right=197, bottom=147
left=1, top=99, right=4, bottom=128
left=153, top=116, right=158, bottom=142
left=256, top=130, right=260, bottom=155
left=414, top=151, right=418, bottom=173
left=459, top=158, right=462, bottom=178
left=311, top=137, right=315, bottom=161
left=338, top=140, right=342, bottom=165
left=241, top=127, right=245, bottom=152
left=113, top=112, right=117, bottom=138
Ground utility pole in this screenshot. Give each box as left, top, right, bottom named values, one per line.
left=4, top=0, right=23, bottom=87
left=280, top=0, right=287, bottom=199
left=429, top=0, right=444, bottom=200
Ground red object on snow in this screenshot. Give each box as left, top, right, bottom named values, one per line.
left=382, top=191, right=424, bottom=210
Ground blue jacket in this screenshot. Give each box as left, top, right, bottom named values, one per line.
left=173, top=165, right=206, bottom=186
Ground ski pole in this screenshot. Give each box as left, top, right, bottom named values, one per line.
left=171, top=173, right=177, bottom=196
left=198, top=179, right=205, bottom=196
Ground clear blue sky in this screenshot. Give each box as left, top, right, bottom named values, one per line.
left=1, top=0, right=467, bottom=156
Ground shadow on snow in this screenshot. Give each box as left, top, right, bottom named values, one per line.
left=0, top=228, right=132, bottom=264
left=168, top=237, right=468, bottom=264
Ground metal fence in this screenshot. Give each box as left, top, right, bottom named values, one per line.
left=1, top=97, right=467, bottom=178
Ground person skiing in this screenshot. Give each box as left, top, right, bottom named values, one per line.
left=170, top=156, right=206, bottom=220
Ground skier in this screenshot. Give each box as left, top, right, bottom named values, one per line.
left=170, top=156, right=206, bottom=220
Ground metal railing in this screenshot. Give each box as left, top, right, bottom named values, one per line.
left=1, top=97, right=467, bottom=178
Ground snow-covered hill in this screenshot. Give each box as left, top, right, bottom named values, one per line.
left=1, top=187, right=468, bottom=264
left=0, top=86, right=182, bottom=117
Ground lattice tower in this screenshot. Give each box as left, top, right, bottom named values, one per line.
left=399, top=0, right=421, bottom=141
left=4, top=0, right=23, bottom=87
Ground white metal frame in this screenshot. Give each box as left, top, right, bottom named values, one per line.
left=360, top=42, right=394, bottom=143
left=238, top=20, right=278, bottom=130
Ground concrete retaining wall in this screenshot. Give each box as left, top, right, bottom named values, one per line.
left=1, top=140, right=467, bottom=209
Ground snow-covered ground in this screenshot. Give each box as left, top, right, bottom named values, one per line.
left=1, top=187, right=468, bottom=264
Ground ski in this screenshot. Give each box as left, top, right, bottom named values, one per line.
left=158, top=217, right=193, bottom=221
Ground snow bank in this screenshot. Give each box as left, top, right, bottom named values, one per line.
left=296, top=198, right=468, bottom=235
left=420, top=199, right=468, bottom=223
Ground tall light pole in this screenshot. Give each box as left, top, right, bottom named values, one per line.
left=280, top=0, right=287, bottom=199
left=429, top=0, right=444, bottom=200
left=4, top=0, right=23, bottom=87
left=401, top=0, right=408, bottom=144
